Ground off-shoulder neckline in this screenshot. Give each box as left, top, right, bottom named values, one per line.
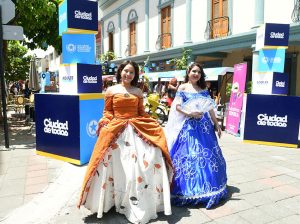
left=104, top=93, right=143, bottom=98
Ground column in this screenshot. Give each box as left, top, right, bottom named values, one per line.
left=145, top=0, right=149, bottom=52
left=253, top=0, right=264, bottom=28
left=101, top=20, right=104, bottom=54
left=185, top=0, right=192, bottom=43
left=118, top=10, right=122, bottom=58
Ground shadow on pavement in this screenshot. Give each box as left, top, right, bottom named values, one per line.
left=83, top=205, right=191, bottom=224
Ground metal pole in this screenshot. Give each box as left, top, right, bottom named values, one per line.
left=0, top=6, right=10, bottom=149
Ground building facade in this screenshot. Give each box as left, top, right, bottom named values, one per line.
left=98, top=0, right=300, bottom=96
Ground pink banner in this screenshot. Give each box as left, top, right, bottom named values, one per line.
left=225, top=63, right=247, bottom=135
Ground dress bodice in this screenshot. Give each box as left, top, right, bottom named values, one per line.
left=111, top=94, right=140, bottom=119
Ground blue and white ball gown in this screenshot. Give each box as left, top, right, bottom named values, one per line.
left=165, top=90, right=227, bottom=208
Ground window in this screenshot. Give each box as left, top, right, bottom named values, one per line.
left=107, top=21, right=115, bottom=53
left=160, top=6, right=171, bottom=49
left=129, top=22, right=136, bottom=56
left=211, top=0, right=229, bottom=38
left=108, top=32, right=114, bottom=52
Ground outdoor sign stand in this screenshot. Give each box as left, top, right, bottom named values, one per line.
left=34, top=0, right=105, bottom=164
left=243, top=23, right=300, bottom=148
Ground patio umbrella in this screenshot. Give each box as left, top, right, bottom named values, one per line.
left=28, top=57, right=40, bottom=91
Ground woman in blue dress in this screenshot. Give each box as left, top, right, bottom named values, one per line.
left=165, top=62, right=227, bottom=208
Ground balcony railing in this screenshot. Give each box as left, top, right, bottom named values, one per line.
left=292, top=0, right=300, bottom=22
left=156, top=33, right=172, bottom=50
left=204, top=16, right=230, bottom=40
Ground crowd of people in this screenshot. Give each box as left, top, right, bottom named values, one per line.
left=78, top=60, right=227, bottom=224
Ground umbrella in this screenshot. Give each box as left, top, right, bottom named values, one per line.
left=28, top=57, right=40, bottom=91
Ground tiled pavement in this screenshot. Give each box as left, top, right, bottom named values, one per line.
left=1, top=124, right=300, bottom=223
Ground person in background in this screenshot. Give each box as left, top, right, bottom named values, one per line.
left=165, top=62, right=227, bottom=208
left=78, top=60, right=173, bottom=224
left=206, top=81, right=214, bottom=99
left=166, top=78, right=179, bottom=107
left=153, top=78, right=163, bottom=97
left=24, top=80, right=31, bottom=122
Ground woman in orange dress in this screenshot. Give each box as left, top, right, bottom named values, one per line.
left=78, top=60, right=173, bottom=224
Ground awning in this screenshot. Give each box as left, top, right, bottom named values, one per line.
left=143, top=70, right=186, bottom=82
left=143, top=67, right=234, bottom=82
left=204, top=67, right=234, bottom=81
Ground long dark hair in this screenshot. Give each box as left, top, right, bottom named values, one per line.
left=116, top=60, right=140, bottom=86
left=184, top=62, right=206, bottom=89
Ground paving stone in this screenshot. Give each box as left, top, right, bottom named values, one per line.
left=238, top=207, right=276, bottom=224
left=213, top=213, right=250, bottom=224
left=268, top=215, right=300, bottom=224
left=257, top=203, right=296, bottom=220
left=0, top=179, right=25, bottom=197
left=6, top=166, right=27, bottom=180
left=0, top=195, right=23, bottom=221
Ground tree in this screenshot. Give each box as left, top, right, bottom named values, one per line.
left=5, top=41, right=31, bottom=82
left=9, top=0, right=62, bottom=53
left=170, top=48, right=192, bottom=70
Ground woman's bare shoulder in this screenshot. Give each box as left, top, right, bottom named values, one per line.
left=177, top=83, right=187, bottom=91
left=131, top=87, right=143, bottom=97
left=105, top=85, right=119, bottom=95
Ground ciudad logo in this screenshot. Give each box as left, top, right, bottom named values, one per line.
left=74, top=10, right=92, bottom=21
left=83, top=76, right=97, bottom=84
left=43, top=118, right=69, bottom=136
left=257, top=113, right=288, bottom=127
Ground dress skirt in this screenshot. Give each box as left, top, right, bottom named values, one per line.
left=83, top=124, right=172, bottom=224
left=170, top=115, right=227, bottom=208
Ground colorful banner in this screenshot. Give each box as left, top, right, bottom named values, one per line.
left=252, top=72, right=273, bottom=94
left=35, top=94, right=105, bottom=165
left=59, top=63, right=102, bottom=94
left=62, top=33, right=95, bottom=64
left=258, top=49, right=285, bottom=73
left=244, top=94, right=300, bottom=147
left=272, top=72, right=289, bottom=95
left=252, top=72, right=289, bottom=95
left=255, top=23, right=290, bottom=50
left=59, top=0, right=98, bottom=35
left=225, top=63, right=247, bottom=135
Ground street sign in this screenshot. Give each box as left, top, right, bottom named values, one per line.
left=3, top=25, right=23, bottom=40
left=0, top=0, right=15, bottom=24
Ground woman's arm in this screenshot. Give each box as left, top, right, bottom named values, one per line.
left=209, top=109, right=222, bottom=138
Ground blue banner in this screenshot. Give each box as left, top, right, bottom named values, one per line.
left=77, top=64, right=102, bottom=93
left=244, top=94, right=300, bottom=146
left=68, top=0, right=98, bottom=32
left=79, top=98, right=104, bottom=163
left=62, top=33, right=95, bottom=64
left=264, top=23, right=290, bottom=47
left=35, top=94, right=80, bottom=160
left=272, top=72, right=289, bottom=95
left=59, top=0, right=98, bottom=35
left=58, top=0, right=68, bottom=35
left=258, top=49, right=285, bottom=73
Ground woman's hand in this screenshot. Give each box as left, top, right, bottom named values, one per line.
left=188, top=112, right=203, bottom=119
left=215, top=124, right=222, bottom=138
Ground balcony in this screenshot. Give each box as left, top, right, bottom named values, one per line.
left=204, top=16, right=230, bottom=40
left=156, top=33, right=172, bottom=50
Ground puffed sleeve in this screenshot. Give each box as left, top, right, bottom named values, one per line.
left=138, top=97, right=151, bottom=118
left=96, top=95, right=114, bottom=135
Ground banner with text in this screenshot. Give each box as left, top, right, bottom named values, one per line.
left=59, top=0, right=98, bottom=35
left=244, top=94, right=300, bottom=147
left=62, top=33, right=95, bottom=64
left=258, top=48, right=285, bottom=73
left=225, top=63, right=247, bottom=135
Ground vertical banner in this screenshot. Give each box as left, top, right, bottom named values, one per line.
left=225, top=63, right=247, bottom=135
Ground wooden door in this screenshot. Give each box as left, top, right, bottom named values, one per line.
left=211, top=0, right=229, bottom=38
left=161, top=6, right=171, bottom=49
left=129, top=22, right=136, bottom=55
left=108, top=32, right=114, bottom=52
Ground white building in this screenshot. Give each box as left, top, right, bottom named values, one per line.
left=98, top=0, right=300, bottom=96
